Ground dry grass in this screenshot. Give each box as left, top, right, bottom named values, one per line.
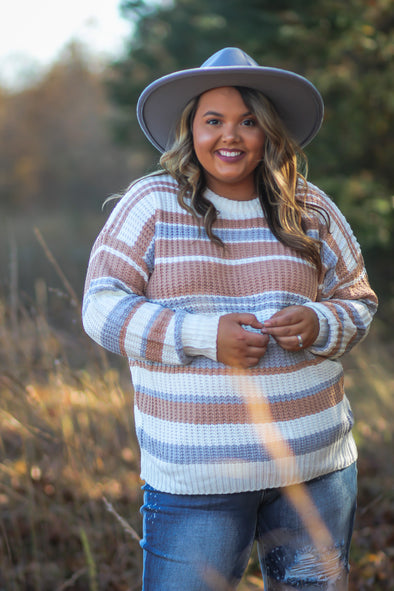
left=0, top=284, right=392, bottom=590
left=0, top=287, right=143, bottom=591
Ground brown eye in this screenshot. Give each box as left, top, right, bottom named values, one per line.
left=242, top=118, right=256, bottom=127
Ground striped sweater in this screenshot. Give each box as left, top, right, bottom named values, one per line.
left=82, top=173, right=377, bottom=494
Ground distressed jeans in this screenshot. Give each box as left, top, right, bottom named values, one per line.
left=140, top=463, right=357, bottom=590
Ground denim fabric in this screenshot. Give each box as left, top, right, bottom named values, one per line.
left=140, top=463, right=357, bottom=590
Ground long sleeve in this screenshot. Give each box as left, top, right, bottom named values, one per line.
left=82, top=177, right=221, bottom=365
left=82, top=176, right=376, bottom=495
left=305, top=188, right=378, bottom=358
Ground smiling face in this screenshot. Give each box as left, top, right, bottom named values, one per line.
left=191, top=86, right=266, bottom=200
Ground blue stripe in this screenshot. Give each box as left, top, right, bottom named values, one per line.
left=144, top=237, right=156, bottom=272
left=320, top=243, right=339, bottom=292
left=88, top=276, right=134, bottom=294
left=134, top=371, right=341, bottom=406
left=100, top=298, right=140, bottom=355
left=137, top=413, right=353, bottom=464
left=350, top=304, right=371, bottom=344
left=154, top=291, right=310, bottom=315
left=156, top=222, right=275, bottom=242
left=84, top=278, right=141, bottom=354
left=175, top=309, right=191, bottom=364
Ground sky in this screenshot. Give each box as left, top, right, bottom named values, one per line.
left=0, top=1, right=132, bottom=88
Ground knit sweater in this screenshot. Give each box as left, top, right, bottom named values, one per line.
left=82, top=173, right=377, bottom=494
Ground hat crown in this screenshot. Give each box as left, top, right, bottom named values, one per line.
left=201, top=47, right=259, bottom=69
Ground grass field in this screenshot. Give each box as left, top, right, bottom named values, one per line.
left=0, top=284, right=392, bottom=590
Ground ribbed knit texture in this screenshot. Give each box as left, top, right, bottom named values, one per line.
left=82, top=174, right=377, bottom=494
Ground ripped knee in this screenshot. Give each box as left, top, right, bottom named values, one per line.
left=265, top=543, right=349, bottom=589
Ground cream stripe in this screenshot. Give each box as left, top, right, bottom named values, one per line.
left=155, top=254, right=313, bottom=267
left=134, top=401, right=349, bottom=446
left=139, top=433, right=357, bottom=494
left=131, top=358, right=343, bottom=397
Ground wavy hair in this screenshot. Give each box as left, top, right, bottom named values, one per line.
left=159, top=86, right=328, bottom=272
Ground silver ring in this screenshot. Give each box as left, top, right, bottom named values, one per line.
left=297, top=335, right=303, bottom=348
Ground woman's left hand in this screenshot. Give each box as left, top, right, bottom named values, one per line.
left=261, top=305, right=319, bottom=351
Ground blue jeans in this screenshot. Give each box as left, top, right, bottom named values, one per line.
left=140, top=463, right=357, bottom=590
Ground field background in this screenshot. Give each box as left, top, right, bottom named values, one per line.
left=0, top=212, right=392, bottom=590
left=1, top=0, right=393, bottom=587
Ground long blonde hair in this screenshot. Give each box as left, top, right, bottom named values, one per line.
left=160, top=86, right=327, bottom=271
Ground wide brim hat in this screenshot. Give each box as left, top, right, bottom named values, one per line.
left=137, top=47, right=324, bottom=153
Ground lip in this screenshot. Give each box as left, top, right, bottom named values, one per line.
left=215, top=149, right=245, bottom=163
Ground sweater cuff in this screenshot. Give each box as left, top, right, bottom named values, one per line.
left=304, top=303, right=330, bottom=348
left=181, top=314, right=221, bottom=361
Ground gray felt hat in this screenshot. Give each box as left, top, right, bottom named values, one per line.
left=137, top=47, right=324, bottom=153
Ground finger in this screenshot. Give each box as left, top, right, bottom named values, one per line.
left=263, top=307, right=301, bottom=326
left=264, top=305, right=312, bottom=329
left=238, top=314, right=264, bottom=329
left=230, top=344, right=268, bottom=368
left=231, top=341, right=268, bottom=361
left=273, top=335, right=304, bottom=351
left=243, top=332, right=269, bottom=347
left=246, top=345, right=268, bottom=358
left=262, top=322, right=303, bottom=338
left=246, top=358, right=262, bottom=368
left=241, top=356, right=265, bottom=369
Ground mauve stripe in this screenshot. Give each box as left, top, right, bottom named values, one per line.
left=159, top=235, right=288, bottom=255
left=135, top=380, right=343, bottom=425
left=148, top=259, right=317, bottom=300
left=159, top=209, right=263, bottom=228
left=88, top=250, right=147, bottom=294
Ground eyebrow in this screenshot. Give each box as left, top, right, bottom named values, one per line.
left=202, top=110, right=253, bottom=117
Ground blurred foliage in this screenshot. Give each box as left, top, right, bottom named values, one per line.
left=0, top=2, right=392, bottom=328
left=0, top=42, right=138, bottom=214
left=109, top=0, right=393, bottom=325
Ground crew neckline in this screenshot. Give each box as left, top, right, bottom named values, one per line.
left=204, top=188, right=262, bottom=217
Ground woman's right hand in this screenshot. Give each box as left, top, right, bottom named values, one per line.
left=217, top=313, right=269, bottom=369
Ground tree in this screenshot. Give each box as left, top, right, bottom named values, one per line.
left=108, top=0, right=393, bottom=325
left=0, top=42, right=136, bottom=213
left=110, top=0, right=393, bottom=249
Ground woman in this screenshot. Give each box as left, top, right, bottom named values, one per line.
left=83, top=48, right=378, bottom=590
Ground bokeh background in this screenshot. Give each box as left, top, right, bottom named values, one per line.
left=0, top=1, right=393, bottom=589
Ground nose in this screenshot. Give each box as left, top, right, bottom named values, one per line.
left=222, top=123, right=240, bottom=142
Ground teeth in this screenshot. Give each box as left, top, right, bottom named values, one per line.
left=219, top=150, right=242, bottom=157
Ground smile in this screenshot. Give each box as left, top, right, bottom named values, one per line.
left=216, top=149, right=244, bottom=161
left=218, top=150, right=242, bottom=157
